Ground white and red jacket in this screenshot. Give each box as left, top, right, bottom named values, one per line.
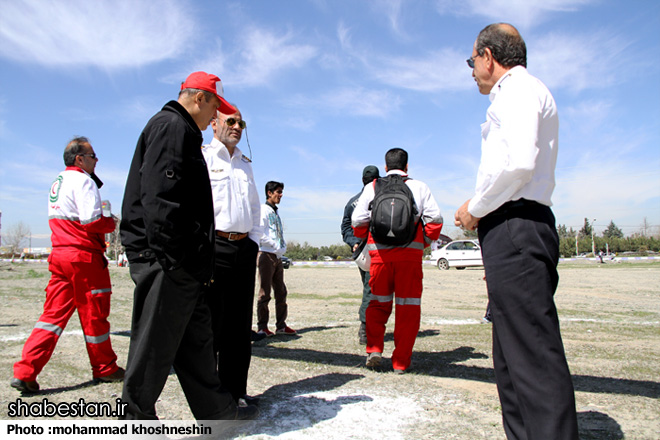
left=351, top=170, right=444, bottom=263
left=48, top=166, right=115, bottom=252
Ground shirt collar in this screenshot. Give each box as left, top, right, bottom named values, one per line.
left=65, top=166, right=89, bottom=176
left=489, top=65, right=526, bottom=102
left=210, top=137, right=243, bottom=160
left=386, top=169, right=408, bottom=177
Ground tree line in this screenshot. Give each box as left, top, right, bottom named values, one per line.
left=3, top=218, right=659, bottom=261
left=557, top=218, right=660, bottom=257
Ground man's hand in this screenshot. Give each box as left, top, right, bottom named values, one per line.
left=454, top=199, right=480, bottom=231
left=352, top=243, right=360, bottom=252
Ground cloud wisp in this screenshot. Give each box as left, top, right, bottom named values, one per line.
left=0, top=0, right=194, bottom=69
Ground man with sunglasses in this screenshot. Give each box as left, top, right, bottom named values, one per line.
left=455, top=24, right=578, bottom=439
left=202, top=106, right=262, bottom=408
left=12, top=137, right=124, bottom=393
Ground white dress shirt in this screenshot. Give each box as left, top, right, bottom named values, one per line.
left=468, top=65, right=559, bottom=218
left=202, top=138, right=262, bottom=243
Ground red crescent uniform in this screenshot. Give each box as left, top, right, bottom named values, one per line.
left=14, top=166, right=120, bottom=382
left=352, top=169, right=443, bottom=371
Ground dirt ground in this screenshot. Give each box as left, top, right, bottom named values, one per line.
left=1, top=260, right=659, bottom=439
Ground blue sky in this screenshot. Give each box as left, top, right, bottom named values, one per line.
left=1, top=0, right=659, bottom=248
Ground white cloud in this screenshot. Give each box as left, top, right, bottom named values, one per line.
left=370, top=49, right=473, bottom=92
left=285, top=87, right=400, bottom=119
left=337, top=24, right=472, bottom=94
left=434, top=0, right=596, bottom=29
left=223, top=28, right=318, bottom=88
left=528, top=32, right=630, bottom=92
left=0, top=0, right=194, bottom=69
left=369, top=0, right=408, bottom=38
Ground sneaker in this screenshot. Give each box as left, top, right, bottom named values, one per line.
left=10, top=378, right=39, bottom=393
left=276, top=326, right=297, bottom=335
left=358, top=322, right=367, bottom=345
left=94, top=367, right=125, bottom=384
left=257, top=328, right=275, bottom=337
left=481, top=317, right=492, bottom=324
left=366, top=352, right=382, bottom=368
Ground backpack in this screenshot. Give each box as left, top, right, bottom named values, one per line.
left=369, top=174, right=419, bottom=246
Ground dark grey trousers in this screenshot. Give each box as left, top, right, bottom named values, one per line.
left=479, top=201, right=578, bottom=440
left=121, top=260, right=234, bottom=420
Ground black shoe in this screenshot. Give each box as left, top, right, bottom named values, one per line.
left=240, top=394, right=260, bottom=406
left=358, top=322, right=367, bottom=345
left=251, top=330, right=267, bottom=342
left=93, top=367, right=125, bottom=383
left=10, top=378, right=40, bottom=393
left=235, top=404, right=259, bottom=420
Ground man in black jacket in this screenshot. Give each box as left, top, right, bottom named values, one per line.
left=340, top=165, right=379, bottom=345
left=120, top=71, right=258, bottom=421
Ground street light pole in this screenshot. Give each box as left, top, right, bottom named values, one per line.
left=591, top=218, right=596, bottom=256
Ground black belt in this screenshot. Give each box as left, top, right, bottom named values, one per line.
left=216, top=231, right=248, bottom=241
left=488, top=199, right=542, bottom=217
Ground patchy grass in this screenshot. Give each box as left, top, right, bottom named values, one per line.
left=0, top=262, right=658, bottom=440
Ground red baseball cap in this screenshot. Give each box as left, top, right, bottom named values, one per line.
left=181, top=71, right=236, bottom=114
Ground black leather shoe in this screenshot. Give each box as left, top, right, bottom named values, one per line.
left=241, top=394, right=260, bottom=406
left=10, top=378, right=40, bottom=393
left=235, top=404, right=259, bottom=420
left=250, top=330, right=267, bottom=342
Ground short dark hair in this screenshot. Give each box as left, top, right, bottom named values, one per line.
left=475, top=23, right=526, bottom=68
left=265, top=181, right=284, bottom=198
left=385, top=148, right=408, bottom=171
left=178, top=88, right=216, bottom=102
left=63, top=136, right=90, bottom=166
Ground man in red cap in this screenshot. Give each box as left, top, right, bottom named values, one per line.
left=120, top=72, right=258, bottom=420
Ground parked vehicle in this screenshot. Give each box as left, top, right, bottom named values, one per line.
left=281, top=256, right=291, bottom=269
left=430, top=239, right=483, bottom=270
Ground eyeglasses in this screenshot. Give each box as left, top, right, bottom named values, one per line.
left=466, top=53, right=481, bottom=69
left=78, top=153, right=97, bottom=159
left=225, top=118, right=246, bottom=129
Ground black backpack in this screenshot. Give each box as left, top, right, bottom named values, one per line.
left=369, top=174, right=419, bottom=246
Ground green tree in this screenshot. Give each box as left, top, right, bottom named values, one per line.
left=602, top=220, right=624, bottom=239
left=578, top=218, right=592, bottom=238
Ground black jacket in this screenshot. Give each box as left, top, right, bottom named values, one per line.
left=120, top=100, right=214, bottom=283
left=341, top=190, right=363, bottom=249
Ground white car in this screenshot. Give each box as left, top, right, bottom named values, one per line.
left=431, top=239, right=483, bottom=270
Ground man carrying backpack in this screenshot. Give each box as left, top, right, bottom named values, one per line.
left=351, top=148, right=443, bottom=374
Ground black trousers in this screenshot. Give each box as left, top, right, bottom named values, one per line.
left=205, top=235, right=259, bottom=401
left=478, top=201, right=578, bottom=440
left=121, top=260, right=234, bottom=420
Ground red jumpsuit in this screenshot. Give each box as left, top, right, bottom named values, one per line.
left=13, top=167, right=120, bottom=382
left=352, top=170, right=443, bottom=371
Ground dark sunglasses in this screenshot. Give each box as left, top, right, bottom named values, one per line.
left=225, top=118, right=246, bottom=129
left=467, top=51, right=484, bottom=69
left=78, top=153, right=97, bottom=159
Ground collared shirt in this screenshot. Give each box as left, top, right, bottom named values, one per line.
left=259, top=202, right=286, bottom=257
left=468, top=65, right=559, bottom=218
left=202, top=138, right=262, bottom=243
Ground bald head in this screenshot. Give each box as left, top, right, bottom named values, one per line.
left=475, top=23, right=526, bottom=68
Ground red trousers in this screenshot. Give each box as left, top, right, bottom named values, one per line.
left=366, top=260, right=423, bottom=370
left=13, top=249, right=119, bottom=381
